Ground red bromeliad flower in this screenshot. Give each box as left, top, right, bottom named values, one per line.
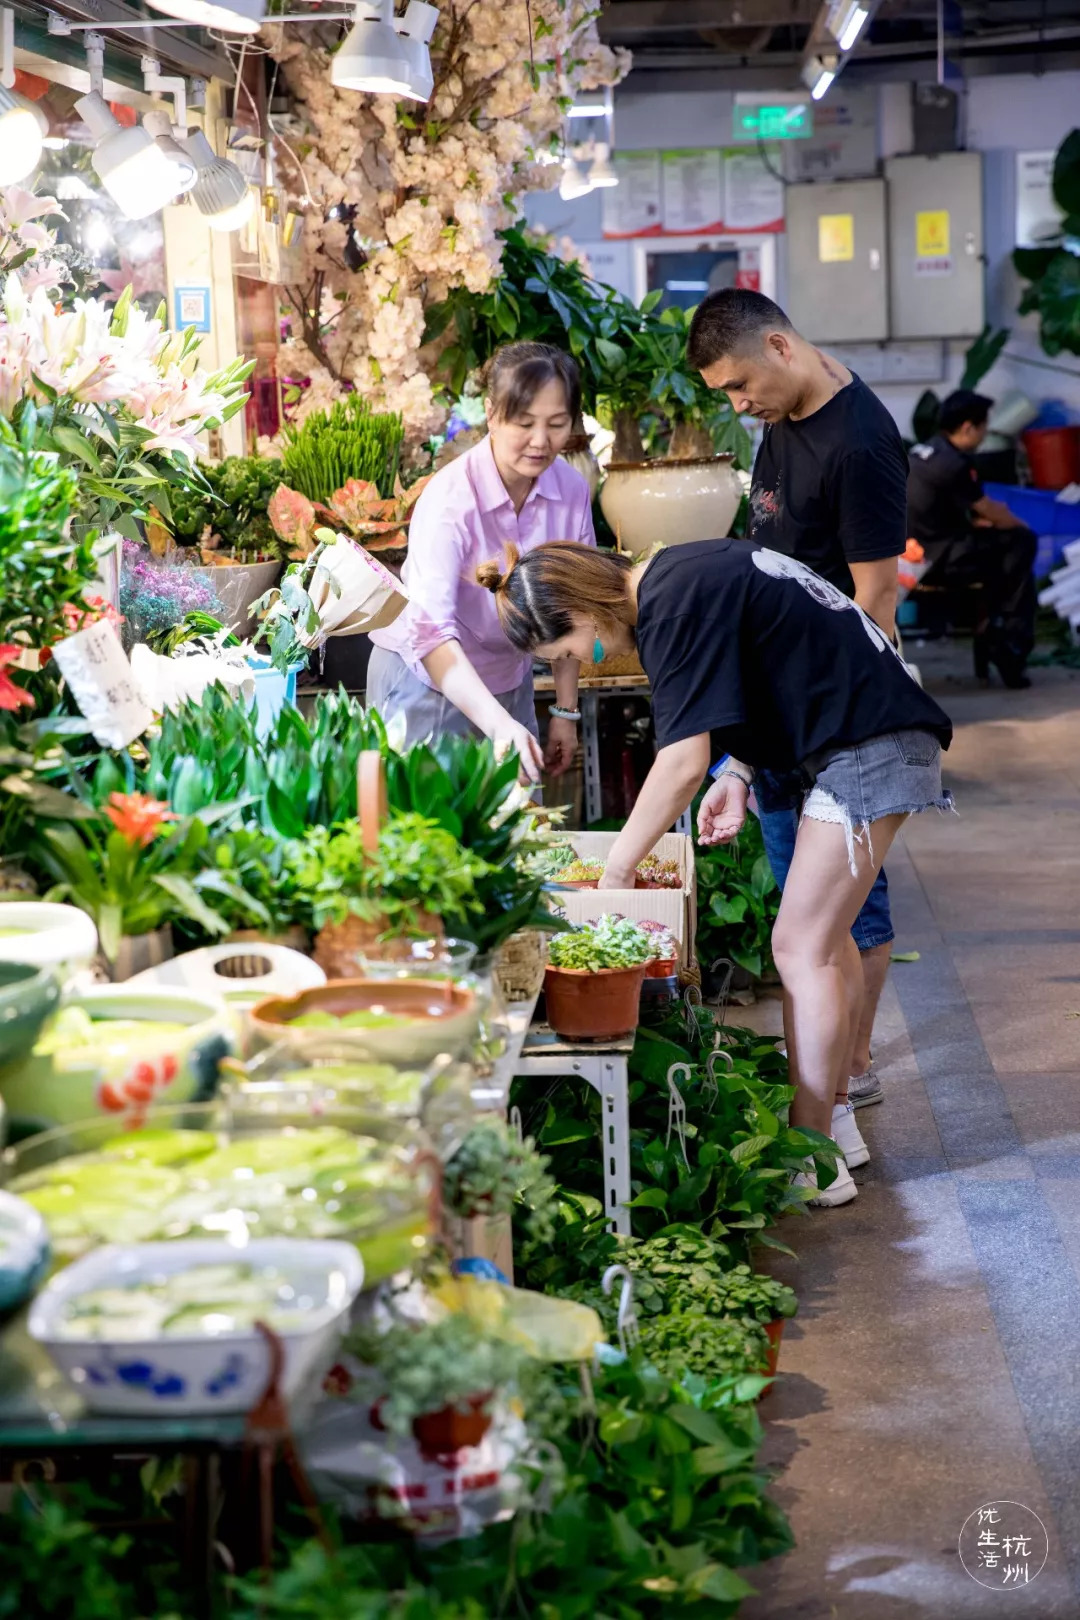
left=104, top=791, right=178, bottom=847
left=0, top=645, right=34, bottom=711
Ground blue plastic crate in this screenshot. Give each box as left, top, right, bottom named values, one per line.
left=246, top=656, right=297, bottom=739
left=983, top=483, right=1080, bottom=574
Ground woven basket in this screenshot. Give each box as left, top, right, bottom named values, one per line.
left=494, top=929, right=548, bottom=1002
left=582, top=650, right=645, bottom=681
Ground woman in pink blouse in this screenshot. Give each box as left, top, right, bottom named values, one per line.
left=367, top=342, right=595, bottom=781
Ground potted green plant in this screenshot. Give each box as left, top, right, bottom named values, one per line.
left=287, top=812, right=491, bottom=977
left=443, top=1120, right=557, bottom=1241
left=31, top=792, right=249, bottom=978
left=697, top=1262, right=798, bottom=1376
left=280, top=393, right=405, bottom=505
left=165, top=456, right=289, bottom=638
left=350, top=1311, right=525, bottom=1456
left=544, top=914, right=653, bottom=1041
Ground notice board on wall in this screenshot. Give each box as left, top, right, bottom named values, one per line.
left=602, top=145, right=784, bottom=239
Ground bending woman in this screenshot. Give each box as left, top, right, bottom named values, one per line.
left=477, top=537, right=954, bottom=1207
left=368, top=342, right=595, bottom=780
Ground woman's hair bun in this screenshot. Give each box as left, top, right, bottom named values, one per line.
left=475, top=559, right=505, bottom=593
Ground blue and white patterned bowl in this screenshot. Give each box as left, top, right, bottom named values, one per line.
left=0, top=1188, right=49, bottom=1316
left=28, top=1238, right=364, bottom=1416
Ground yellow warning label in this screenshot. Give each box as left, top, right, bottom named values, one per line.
left=916, top=209, right=950, bottom=257
left=818, top=213, right=854, bottom=263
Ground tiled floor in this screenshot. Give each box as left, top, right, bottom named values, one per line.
left=736, top=647, right=1080, bottom=1618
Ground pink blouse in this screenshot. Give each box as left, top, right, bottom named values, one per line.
left=369, top=435, right=596, bottom=694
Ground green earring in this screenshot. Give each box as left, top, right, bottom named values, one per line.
left=593, top=635, right=604, bottom=664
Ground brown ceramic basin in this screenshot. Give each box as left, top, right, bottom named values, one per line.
left=249, top=977, right=479, bottom=1065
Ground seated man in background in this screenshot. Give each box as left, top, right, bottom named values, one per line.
left=908, top=389, right=1037, bottom=688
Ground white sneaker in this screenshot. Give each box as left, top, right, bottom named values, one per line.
left=832, top=1100, right=870, bottom=1168
left=849, top=1065, right=883, bottom=1108
left=792, top=1148, right=858, bottom=1207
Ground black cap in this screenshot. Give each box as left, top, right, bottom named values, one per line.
left=939, top=389, right=993, bottom=434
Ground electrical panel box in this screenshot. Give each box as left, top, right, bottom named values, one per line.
left=784, top=179, right=888, bottom=343
left=885, top=152, right=985, bottom=339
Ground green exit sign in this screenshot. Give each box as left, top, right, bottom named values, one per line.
left=733, top=102, right=813, bottom=141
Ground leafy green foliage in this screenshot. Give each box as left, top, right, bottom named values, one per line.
left=1013, top=128, right=1080, bottom=356
left=288, top=812, right=491, bottom=934
left=347, top=1311, right=527, bottom=1436
left=443, top=1119, right=558, bottom=1242
left=281, top=394, right=404, bottom=503
left=547, top=914, right=654, bottom=971
left=695, top=811, right=779, bottom=980
left=165, top=455, right=287, bottom=559
left=425, top=226, right=751, bottom=465
left=0, top=412, right=98, bottom=709
left=383, top=734, right=557, bottom=952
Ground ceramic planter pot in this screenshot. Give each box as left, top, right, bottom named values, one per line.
left=109, top=926, right=174, bottom=983
left=544, top=963, right=647, bottom=1042
left=0, top=902, right=98, bottom=978
left=249, top=976, right=480, bottom=1066
left=599, top=455, right=742, bottom=559
left=314, top=913, right=442, bottom=980
left=644, top=957, right=678, bottom=979
left=0, top=1189, right=49, bottom=1317
left=0, top=985, right=233, bottom=1134
left=203, top=558, right=283, bottom=638
left=0, top=962, right=61, bottom=1069
left=412, top=1396, right=493, bottom=1456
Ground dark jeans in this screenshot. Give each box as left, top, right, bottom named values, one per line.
left=923, top=524, right=1038, bottom=663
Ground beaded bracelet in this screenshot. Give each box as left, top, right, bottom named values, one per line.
left=719, top=767, right=754, bottom=791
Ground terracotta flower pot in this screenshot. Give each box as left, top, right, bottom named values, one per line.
left=544, top=963, right=647, bottom=1042
left=644, top=956, right=678, bottom=979
left=411, top=1395, right=493, bottom=1456
left=763, top=1318, right=785, bottom=1379
left=313, top=912, right=442, bottom=979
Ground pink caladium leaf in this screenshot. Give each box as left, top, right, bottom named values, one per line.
left=329, top=478, right=384, bottom=530
left=269, top=484, right=317, bottom=550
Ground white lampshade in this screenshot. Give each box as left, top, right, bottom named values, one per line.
left=0, top=88, right=45, bottom=185
left=332, top=0, right=414, bottom=95
left=559, top=155, right=592, bottom=201
left=75, top=92, right=187, bottom=220
left=394, top=0, right=438, bottom=102
left=181, top=129, right=255, bottom=231
left=147, top=0, right=264, bottom=33
left=588, top=142, right=618, bottom=189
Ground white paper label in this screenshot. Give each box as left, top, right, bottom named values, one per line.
left=50, top=620, right=155, bottom=748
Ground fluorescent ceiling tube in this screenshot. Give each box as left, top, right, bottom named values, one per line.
left=0, top=86, right=45, bottom=185
left=802, top=54, right=838, bottom=100
left=332, top=0, right=414, bottom=95
left=811, top=69, right=836, bottom=100
left=146, top=0, right=264, bottom=34
left=838, top=4, right=869, bottom=50
left=559, top=154, right=592, bottom=201
left=75, top=91, right=187, bottom=219
left=394, top=0, right=437, bottom=102
left=182, top=128, right=255, bottom=231
left=588, top=141, right=618, bottom=188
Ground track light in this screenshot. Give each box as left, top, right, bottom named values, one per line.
left=559, top=153, right=592, bottom=201
left=393, top=0, right=438, bottom=102
left=75, top=91, right=188, bottom=219
left=181, top=128, right=255, bottom=231
left=145, top=0, right=265, bottom=35
left=0, top=86, right=44, bottom=184
left=331, top=0, right=414, bottom=94
left=142, top=110, right=197, bottom=196
left=587, top=141, right=618, bottom=189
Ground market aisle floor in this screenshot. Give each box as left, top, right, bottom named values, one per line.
left=737, top=650, right=1080, bottom=1619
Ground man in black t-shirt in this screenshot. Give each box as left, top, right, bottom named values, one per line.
left=908, top=390, right=1037, bottom=688
left=687, top=288, right=907, bottom=1122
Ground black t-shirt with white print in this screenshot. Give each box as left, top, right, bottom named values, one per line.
left=634, top=539, right=952, bottom=771
left=748, top=374, right=909, bottom=595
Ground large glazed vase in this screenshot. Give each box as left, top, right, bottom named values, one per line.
left=599, top=455, right=742, bottom=558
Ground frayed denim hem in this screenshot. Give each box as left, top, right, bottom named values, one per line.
left=801, top=786, right=957, bottom=877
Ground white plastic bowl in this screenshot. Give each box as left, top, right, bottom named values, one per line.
left=28, top=1238, right=364, bottom=1416
left=0, top=903, right=98, bottom=975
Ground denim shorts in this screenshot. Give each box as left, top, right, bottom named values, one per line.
left=756, top=785, right=894, bottom=953
left=802, top=729, right=953, bottom=875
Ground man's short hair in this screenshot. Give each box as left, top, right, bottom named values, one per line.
left=687, top=289, right=794, bottom=371
left=939, top=389, right=993, bottom=435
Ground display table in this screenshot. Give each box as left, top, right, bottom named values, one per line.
left=512, top=1023, right=634, bottom=1237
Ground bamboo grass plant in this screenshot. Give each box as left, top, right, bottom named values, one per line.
left=280, top=394, right=405, bottom=503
